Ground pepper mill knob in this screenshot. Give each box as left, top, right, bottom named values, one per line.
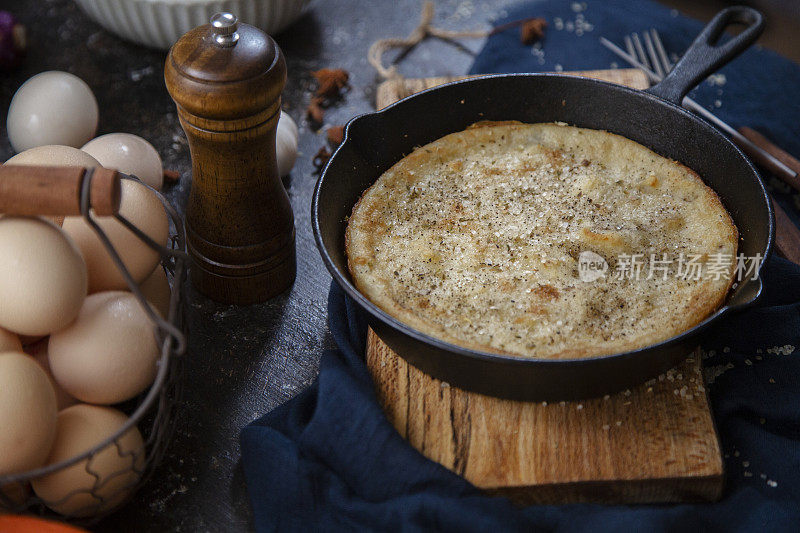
left=165, top=12, right=295, bottom=304
left=210, top=12, right=239, bottom=47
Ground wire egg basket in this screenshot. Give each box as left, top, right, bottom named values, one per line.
left=0, top=168, right=187, bottom=523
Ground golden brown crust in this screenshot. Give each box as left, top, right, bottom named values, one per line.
left=345, top=123, right=738, bottom=359
left=467, top=120, right=525, bottom=129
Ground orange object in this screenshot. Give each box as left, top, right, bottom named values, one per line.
left=0, top=516, right=88, bottom=533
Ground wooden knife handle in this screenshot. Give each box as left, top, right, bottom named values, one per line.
left=0, top=165, right=121, bottom=217
left=737, top=126, right=800, bottom=192
left=772, top=198, right=800, bottom=265
left=729, top=127, right=800, bottom=265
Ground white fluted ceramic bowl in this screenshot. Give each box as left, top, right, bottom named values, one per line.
left=74, top=0, right=313, bottom=49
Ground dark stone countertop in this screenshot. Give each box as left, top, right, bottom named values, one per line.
left=0, top=0, right=505, bottom=530
left=1, top=0, right=795, bottom=530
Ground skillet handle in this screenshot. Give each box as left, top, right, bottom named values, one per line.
left=646, top=6, right=764, bottom=105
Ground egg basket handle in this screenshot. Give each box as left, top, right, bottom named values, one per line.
left=0, top=165, right=121, bottom=216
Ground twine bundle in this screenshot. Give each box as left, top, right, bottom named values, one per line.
left=367, top=1, right=489, bottom=80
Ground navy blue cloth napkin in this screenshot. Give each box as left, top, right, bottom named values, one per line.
left=241, top=1, right=800, bottom=530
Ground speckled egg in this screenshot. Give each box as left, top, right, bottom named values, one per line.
left=5, top=144, right=100, bottom=168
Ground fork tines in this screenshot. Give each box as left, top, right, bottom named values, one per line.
left=626, top=29, right=674, bottom=78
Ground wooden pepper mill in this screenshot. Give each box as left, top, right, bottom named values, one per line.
left=164, top=12, right=295, bottom=304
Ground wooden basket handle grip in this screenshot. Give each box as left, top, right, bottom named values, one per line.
left=0, top=165, right=121, bottom=216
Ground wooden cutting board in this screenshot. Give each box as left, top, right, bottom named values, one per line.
left=367, top=69, right=724, bottom=505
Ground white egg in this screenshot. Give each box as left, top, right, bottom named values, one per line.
left=31, top=404, right=144, bottom=517
left=62, top=179, right=169, bottom=293
left=82, top=133, right=163, bottom=190
left=48, top=291, right=160, bottom=405
left=7, top=71, right=99, bottom=153
left=0, top=217, right=87, bottom=336
left=277, top=111, right=298, bottom=177
left=0, top=352, right=58, bottom=476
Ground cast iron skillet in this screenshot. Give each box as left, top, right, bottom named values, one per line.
left=313, top=6, right=774, bottom=400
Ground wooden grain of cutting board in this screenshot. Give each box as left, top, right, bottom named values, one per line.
left=367, top=69, right=724, bottom=505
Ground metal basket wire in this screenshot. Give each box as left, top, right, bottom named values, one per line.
left=0, top=170, right=187, bottom=523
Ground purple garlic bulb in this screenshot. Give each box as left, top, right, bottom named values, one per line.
left=0, top=11, right=26, bottom=70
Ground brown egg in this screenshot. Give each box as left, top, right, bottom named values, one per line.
left=0, top=480, right=31, bottom=511
left=140, top=267, right=171, bottom=318
left=0, top=327, right=22, bottom=352
left=0, top=217, right=87, bottom=336
left=0, top=352, right=58, bottom=476
left=30, top=404, right=144, bottom=517
left=19, top=334, right=45, bottom=346
left=48, top=292, right=160, bottom=405
left=61, top=180, right=168, bottom=293
left=25, top=338, right=77, bottom=411
left=4, top=146, right=101, bottom=227
left=5, top=145, right=100, bottom=167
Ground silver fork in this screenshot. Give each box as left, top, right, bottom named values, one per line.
left=601, top=31, right=799, bottom=184
left=625, top=29, right=674, bottom=80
